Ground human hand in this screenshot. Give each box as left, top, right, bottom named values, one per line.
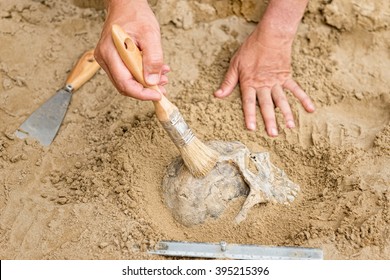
left=95, top=0, right=169, bottom=101
left=215, top=0, right=314, bottom=137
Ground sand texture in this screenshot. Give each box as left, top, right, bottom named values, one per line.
left=0, top=0, right=389, bottom=259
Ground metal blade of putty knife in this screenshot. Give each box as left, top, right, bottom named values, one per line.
left=15, top=88, right=72, bottom=146
left=15, top=49, right=100, bottom=146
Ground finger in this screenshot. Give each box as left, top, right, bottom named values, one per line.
left=241, top=87, right=257, bottom=131
left=104, top=48, right=161, bottom=101
left=214, top=59, right=239, bottom=98
left=271, top=83, right=295, bottom=128
left=94, top=53, right=114, bottom=84
left=159, top=74, right=168, bottom=86
left=257, top=87, right=278, bottom=137
left=158, top=85, right=167, bottom=95
left=95, top=46, right=129, bottom=91
left=284, top=79, right=315, bottom=112
left=139, top=31, right=164, bottom=86
left=116, top=77, right=162, bottom=101
left=161, top=64, right=171, bottom=75
left=94, top=46, right=115, bottom=82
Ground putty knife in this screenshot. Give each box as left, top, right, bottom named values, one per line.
left=149, top=240, right=323, bottom=260
left=15, top=49, right=100, bottom=146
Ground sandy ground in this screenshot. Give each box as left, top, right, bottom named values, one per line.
left=0, top=0, right=389, bottom=260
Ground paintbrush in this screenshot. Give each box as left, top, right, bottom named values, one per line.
left=111, top=24, right=219, bottom=177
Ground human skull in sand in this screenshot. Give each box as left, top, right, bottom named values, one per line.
left=162, top=141, right=299, bottom=227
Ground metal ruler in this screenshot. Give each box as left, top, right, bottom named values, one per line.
left=148, top=240, right=323, bottom=260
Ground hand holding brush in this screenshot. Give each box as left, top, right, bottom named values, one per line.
left=111, top=24, right=219, bottom=177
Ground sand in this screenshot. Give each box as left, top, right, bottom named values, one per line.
left=0, top=0, right=389, bottom=260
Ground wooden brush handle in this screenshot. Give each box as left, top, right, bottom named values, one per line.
left=111, top=24, right=176, bottom=122
left=65, top=49, right=100, bottom=91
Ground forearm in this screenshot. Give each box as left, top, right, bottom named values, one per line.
left=104, top=0, right=148, bottom=10
left=255, top=0, right=309, bottom=47
left=102, top=0, right=153, bottom=31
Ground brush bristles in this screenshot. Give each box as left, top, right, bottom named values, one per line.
left=179, top=137, right=220, bottom=178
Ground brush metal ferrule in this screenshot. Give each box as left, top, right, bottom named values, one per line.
left=160, top=109, right=195, bottom=147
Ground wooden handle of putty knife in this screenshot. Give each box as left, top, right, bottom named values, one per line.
left=65, top=49, right=101, bottom=92
left=111, top=24, right=176, bottom=122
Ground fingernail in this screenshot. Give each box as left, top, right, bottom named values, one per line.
left=214, top=89, right=222, bottom=96
left=270, top=128, right=278, bottom=136
left=248, top=122, right=256, bottom=131
left=287, top=120, right=295, bottom=128
left=146, top=74, right=159, bottom=85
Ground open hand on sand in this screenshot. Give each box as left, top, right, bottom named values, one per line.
left=215, top=0, right=315, bottom=137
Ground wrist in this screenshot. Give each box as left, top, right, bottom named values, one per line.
left=105, top=0, right=148, bottom=8
left=105, top=0, right=151, bottom=23
left=253, top=0, right=308, bottom=48
left=253, top=21, right=296, bottom=49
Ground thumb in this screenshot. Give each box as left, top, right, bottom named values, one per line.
left=141, top=32, right=164, bottom=86
left=214, top=61, right=239, bottom=98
